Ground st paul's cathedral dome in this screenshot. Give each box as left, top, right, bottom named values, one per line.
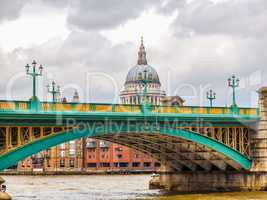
left=120, top=37, right=166, bottom=105
left=120, top=37, right=184, bottom=106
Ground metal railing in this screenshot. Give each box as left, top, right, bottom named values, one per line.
left=0, top=100, right=259, bottom=116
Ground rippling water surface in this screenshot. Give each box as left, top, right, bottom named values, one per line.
left=3, top=175, right=158, bottom=200
left=2, top=175, right=267, bottom=200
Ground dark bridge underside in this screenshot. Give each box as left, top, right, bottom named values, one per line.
left=96, top=133, right=245, bottom=172
left=0, top=123, right=251, bottom=171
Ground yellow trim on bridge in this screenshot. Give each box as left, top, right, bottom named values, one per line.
left=0, top=100, right=259, bottom=117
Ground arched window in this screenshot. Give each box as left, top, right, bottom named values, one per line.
left=138, top=72, right=142, bottom=81
left=148, top=73, right=152, bottom=81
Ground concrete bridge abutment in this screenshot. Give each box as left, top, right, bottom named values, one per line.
left=149, top=87, right=267, bottom=193
left=251, top=87, right=267, bottom=172
left=149, top=172, right=267, bottom=192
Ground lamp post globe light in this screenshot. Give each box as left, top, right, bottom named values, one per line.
left=25, top=60, right=43, bottom=102
left=206, top=89, right=216, bottom=107
left=228, top=74, right=239, bottom=108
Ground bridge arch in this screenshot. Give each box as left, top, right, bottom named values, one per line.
left=0, top=124, right=251, bottom=171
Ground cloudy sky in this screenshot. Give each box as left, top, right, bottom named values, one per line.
left=0, top=0, right=266, bottom=107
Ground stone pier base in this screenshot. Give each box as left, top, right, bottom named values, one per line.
left=149, top=172, right=267, bottom=193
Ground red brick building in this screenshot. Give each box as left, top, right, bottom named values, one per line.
left=85, top=139, right=160, bottom=172
left=18, top=138, right=160, bottom=173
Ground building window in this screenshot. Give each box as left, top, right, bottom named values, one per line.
left=60, top=143, right=65, bottom=150
left=115, top=147, right=123, bottom=152
left=138, top=72, right=142, bottom=80
left=101, top=147, right=109, bottom=152
left=70, top=141, right=75, bottom=148
left=60, top=159, right=65, bottom=168
left=144, top=162, right=151, bottom=168
left=86, top=141, right=96, bottom=149
left=100, top=163, right=110, bottom=168
left=69, top=141, right=76, bottom=158
left=116, top=154, right=123, bottom=159
left=47, top=160, right=50, bottom=168
left=148, top=73, right=152, bottom=80
left=32, top=156, right=44, bottom=169
left=87, top=163, right=97, bottom=168
left=45, top=150, right=51, bottom=158
left=132, top=162, right=140, bottom=167
left=60, top=150, right=65, bottom=158
left=69, top=159, right=75, bottom=168
left=119, top=162, right=128, bottom=168
left=101, top=154, right=108, bottom=159
left=154, top=162, right=161, bottom=167
left=88, top=155, right=95, bottom=159
left=88, top=148, right=95, bottom=152
left=69, top=149, right=75, bottom=158
left=114, top=162, right=128, bottom=168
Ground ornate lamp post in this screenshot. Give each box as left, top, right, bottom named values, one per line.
left=47, top=81, right=60, bottom=102
left=25, top=60, right=43, bottom=102
left=138, top=69, right=151, bottom=113
left=228, top=74, right=239, bottom=108
left=206, top=89, right=216, bottom=107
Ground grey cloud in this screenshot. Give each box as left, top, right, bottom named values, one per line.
left=0, top=31, right=138, bottom=102
left=172, top=0, right=267, bottom=38
left=41, top=0, right=69, bottom=7
left=0, top=0, right=183, bottom=30
left=151, top=0, right=267, bottom=107
left=66, top=0, right=178, bottom=30
left=155, top=0, right=186, bottom=14
left=0, top=0, right=26, bottom=22
left=0, top=0, right=68, bottom=23
left=151, top=35, right=267, bottom=107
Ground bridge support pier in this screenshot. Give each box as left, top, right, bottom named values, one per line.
left=149, top=172, right=267, bottom=192
left=149, top=87, right=267, bottom=193
left=251, top=87, right=267, bottom=171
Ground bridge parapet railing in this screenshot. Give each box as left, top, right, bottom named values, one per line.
left=154, top=106, right=259, bottom=116
left=0, top=100, right=259, bottom=117
left=0, top=100, right=29, bottom=111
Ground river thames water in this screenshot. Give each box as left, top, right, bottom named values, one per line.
left=2, top=175, right=267, bottom=200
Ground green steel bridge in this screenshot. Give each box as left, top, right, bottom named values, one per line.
left=0, top=60, right=262, bottom=180
left=0, top=100, right=259, bottom=172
